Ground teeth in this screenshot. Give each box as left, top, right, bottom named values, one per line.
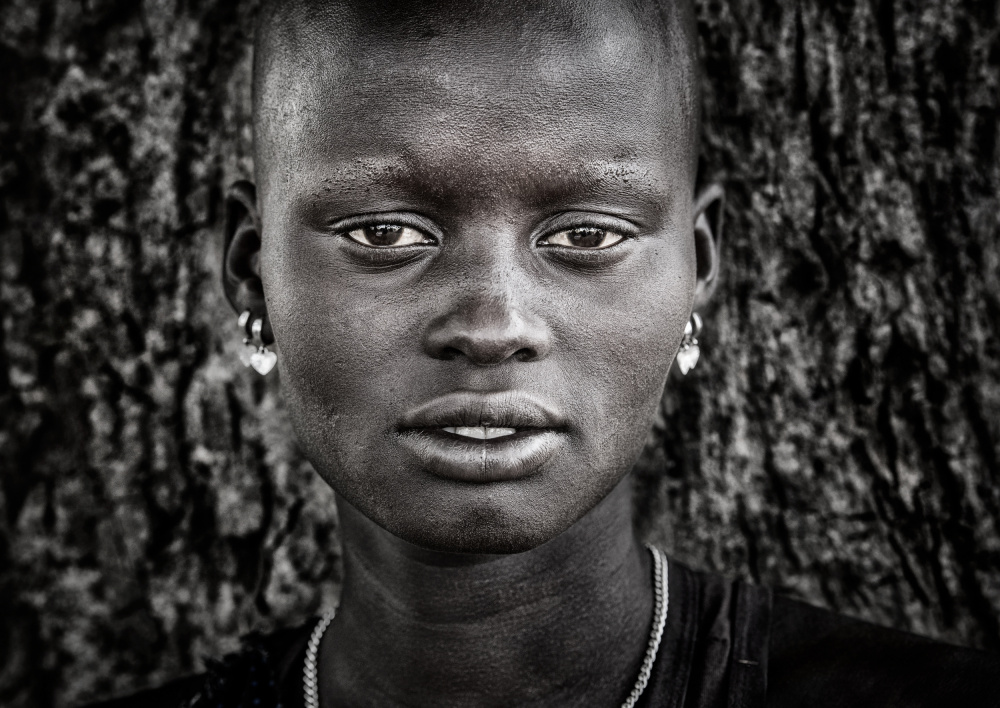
left=485, top=427, right=517, bottom=439
left=442, top=426, right=517, bottom=440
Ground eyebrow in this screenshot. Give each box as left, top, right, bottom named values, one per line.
left=303, top=156, right=673, bottom=219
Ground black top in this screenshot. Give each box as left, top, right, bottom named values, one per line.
left=88, top=558, right=1000, bottom=708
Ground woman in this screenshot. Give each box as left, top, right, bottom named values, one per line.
left=94, top=0, right=1000, bottom=706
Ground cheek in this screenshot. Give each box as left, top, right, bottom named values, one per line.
left=261, top=241, right=431, bottom=504
left=263, top=248, right=422, bottom=420
left=554, top=236, right=695, bottom=410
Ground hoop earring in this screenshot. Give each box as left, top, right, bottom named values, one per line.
left=236, top=310, right=277, bottom=376
left=675, top=312, right=702, bottom=375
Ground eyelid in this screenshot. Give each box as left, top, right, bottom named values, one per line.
left=538, top=210, right=642, bottom=231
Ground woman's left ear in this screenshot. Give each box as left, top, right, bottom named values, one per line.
left=692, top=183, right=725, bottom=310
left=223, top=180, right=272, bottom=343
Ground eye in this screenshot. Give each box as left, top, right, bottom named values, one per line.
left=539, top=227, right=625, bottom=250
left=344, top=224, right=434, bottom=248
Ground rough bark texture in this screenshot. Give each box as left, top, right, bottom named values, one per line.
left=1, top=1, right=998, bottom=706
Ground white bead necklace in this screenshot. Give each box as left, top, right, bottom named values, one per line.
left=303, top=545, right=669, bottom=708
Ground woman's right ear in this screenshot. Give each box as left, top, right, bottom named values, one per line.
left=223, top=180, right=266, bottom=318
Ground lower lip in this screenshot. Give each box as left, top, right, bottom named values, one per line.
left=396, top=429, right=564, bottom=482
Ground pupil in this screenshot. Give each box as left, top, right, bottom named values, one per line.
left=365, top=224, right=402, bottom=246
left=568, top=228, right=605, bottom=248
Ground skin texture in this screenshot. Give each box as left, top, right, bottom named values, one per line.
left=224, top=0, right=722, bottom=705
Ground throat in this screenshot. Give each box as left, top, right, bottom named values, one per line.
left=322, top=480, right=655, bottom=708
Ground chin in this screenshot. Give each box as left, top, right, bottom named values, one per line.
left=361, top=470, right=629, bottom=556
left=335, top=472, right=601, bottom=555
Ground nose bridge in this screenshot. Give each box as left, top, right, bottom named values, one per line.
left=423, top=247, right=552, bottom=366
left=465, top=253, right=522, bottom=323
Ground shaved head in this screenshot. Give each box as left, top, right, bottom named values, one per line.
left=251, top=0, right=701, bottom=194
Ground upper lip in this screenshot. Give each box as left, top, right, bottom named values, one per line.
left=399, top=391, right=566, bottom=431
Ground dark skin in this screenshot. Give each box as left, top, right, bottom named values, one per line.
left=225, top=1, right=724, bottom=705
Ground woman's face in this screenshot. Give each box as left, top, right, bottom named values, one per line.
left=249, top=2, right=704, bottom=553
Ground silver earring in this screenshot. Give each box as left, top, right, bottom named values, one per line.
left=675, top=312, right=702, bottom=375
left=237, top=310, right=256, bottom=368
left=237, top=310, right=277, bottom=375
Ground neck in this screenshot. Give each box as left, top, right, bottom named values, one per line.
left=321, top=476, right=654, bottom=708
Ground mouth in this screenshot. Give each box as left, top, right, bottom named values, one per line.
left=397, top=392, right=567, bottom=482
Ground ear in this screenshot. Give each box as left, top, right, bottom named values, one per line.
left=692, top=183, right=725, bottom=309
left=223, top=180, right=272, bottom=343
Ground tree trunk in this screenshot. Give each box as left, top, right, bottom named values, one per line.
left=1, top=1, right=997, bottom=706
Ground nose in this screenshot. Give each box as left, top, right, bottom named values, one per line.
left=423, top=293, right=553, bottom=366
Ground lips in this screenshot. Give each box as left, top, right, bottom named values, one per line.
left=397, top=392, right=567, bottom=482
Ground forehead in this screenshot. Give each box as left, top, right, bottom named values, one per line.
left=253, top=0, right=695, bottom=208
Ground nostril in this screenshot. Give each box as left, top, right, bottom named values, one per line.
left=422, top=303, right=553, bottom=365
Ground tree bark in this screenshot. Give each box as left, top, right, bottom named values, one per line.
left=0, top=1, right=997, bottom=706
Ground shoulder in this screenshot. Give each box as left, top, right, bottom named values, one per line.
left=767, top=595, right=1000, bottom=708
left=81, top=621, right=315, bottom=708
